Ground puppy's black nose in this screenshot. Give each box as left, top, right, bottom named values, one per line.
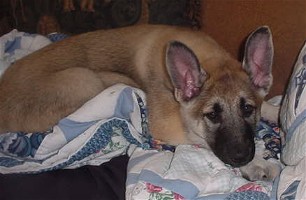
left=231, top=147, right=249, bottom=163
left=229, top=145, right=254, bottom=167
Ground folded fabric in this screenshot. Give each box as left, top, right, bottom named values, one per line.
left=0, top=155, right=130, bottom=200
left=126, top=145, right=275, bottom=200
left=278, top=156, right=306, bottom=200
left=0, top=84, right=150, bottom=174
left=126, top=118, right=282, bottom=200
left=278, top=41, right=306, bottom=200
left=280, top=41, right=306, bottom=166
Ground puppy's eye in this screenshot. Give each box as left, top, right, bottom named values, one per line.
left=206, top=111, right=217, bottom=120
left=203, top=103, right=222, bottom=123
left=204, top=111, right=221, bottom=123
left=240, top=98, right=255, bottom=118
left=242, top=104, right=254, bottom=117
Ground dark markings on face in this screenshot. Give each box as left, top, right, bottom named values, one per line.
left=240, top=97, right=256, bottom=118
left=204, top=103, right=222, bottom=123
left=198, top=95, right=258, bottom=167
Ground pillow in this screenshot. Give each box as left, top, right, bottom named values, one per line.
left=280, top=41, right=306, bottom=165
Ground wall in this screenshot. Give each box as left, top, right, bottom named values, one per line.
left=201, top=0, right=306, bottom=98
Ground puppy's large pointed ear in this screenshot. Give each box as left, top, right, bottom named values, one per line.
left=242, top=26, right=274, bottom=98
left=166, top=41, right=207, bottom=102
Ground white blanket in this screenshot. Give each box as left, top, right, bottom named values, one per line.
left=126, top=144, right=277, bottom=200
left=0, top=83, right=280, bottom=199
left=278, top=41, right=306, bottom=200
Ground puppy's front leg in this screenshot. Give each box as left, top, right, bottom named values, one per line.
left=239, top=154, right=281, bottom=181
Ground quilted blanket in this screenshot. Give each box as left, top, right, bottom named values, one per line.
left=0, top=83, right=281, bottom=199
left=126, top=120, right=281, bottom=200
left=0, top=84, right=149, bottom=173
left=278, top=41, right=306, bottom=200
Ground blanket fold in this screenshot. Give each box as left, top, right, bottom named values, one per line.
left=0, top=84, right=150, bottom=174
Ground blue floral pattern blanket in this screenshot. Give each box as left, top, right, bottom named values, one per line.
left=0, top=82, right=281, bottom=199
left=126, top=119, right=282, bottom=200
left=0, top=84, right=150, bottom=174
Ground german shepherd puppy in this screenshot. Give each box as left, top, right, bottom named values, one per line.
left=0, top=25, right=273, bottom=171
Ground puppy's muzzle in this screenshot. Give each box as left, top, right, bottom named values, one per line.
left=225, top=140, right=255, bottom=167
left=214, top=135, right=255, bottom=168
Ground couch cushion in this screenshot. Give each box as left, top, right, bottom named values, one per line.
left=280, top=41, right=306, bottom=165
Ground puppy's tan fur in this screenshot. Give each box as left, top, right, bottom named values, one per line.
left=0, top=25, right=233, bottom=140
left=0, top=25, right=274, bottom=174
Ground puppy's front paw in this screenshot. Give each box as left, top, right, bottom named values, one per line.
left=239, top=157, right=281, bottom=181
